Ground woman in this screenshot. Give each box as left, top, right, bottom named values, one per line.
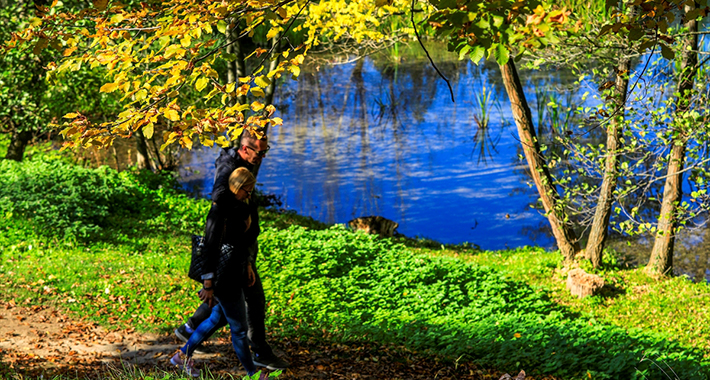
left=171, top=167, right=265, bottom=378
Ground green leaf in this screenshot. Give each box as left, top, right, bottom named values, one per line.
left=458, top=44, right=471, bottom=60
left=493, top=44, right=509, bottom=66
left=660, top=43, right=675, bottom=60
left=469, top=45, right=485, bottom=64
left=628, top=27, right=644, bottom=41
left=217, top=20, right=227, bottom=35
left=222, top=53, right=237, bottom=61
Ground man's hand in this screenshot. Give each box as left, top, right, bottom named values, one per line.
left=247, top=264, right=256, bottom=287
left=199, top=279, right=215, bottom=307
left=245, top=215, right=252, bottom=232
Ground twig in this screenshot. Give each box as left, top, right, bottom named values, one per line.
left=410, top=0, right=454, bottom=103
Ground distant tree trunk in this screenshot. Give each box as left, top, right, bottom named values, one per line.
left=134, top=128, right=152, bottom=171
left=586, top=57, right=631, bottom=268
left=5, top=128, right=32, bottom=161
left=264, top=34, right=282, bottom=107
left=499, top=59, right=580, bottom=263
left=647, top=3, right=699, bottom=276
left=227, top=27, right=248, bottom=149
left=253, top=34, right=282, bottom=180
left=230, top=29, right=247, bottom=107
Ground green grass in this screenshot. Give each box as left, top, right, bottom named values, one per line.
left=2, top=156, right=710, bottom=379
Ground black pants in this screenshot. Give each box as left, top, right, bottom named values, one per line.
left=188, top=265, right=272, bottom=356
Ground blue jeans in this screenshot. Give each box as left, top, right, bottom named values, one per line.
left=181, top=289, right=257, bottom=375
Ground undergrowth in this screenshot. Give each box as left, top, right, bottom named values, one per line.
left=1, top=157, right=709, bottom=379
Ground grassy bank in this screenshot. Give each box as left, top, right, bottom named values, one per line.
left=1, top=155, right=709, bottom=379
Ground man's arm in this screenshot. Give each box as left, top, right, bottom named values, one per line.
left=212, top=149, right=237, bottom=205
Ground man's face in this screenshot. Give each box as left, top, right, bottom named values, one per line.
left=241, top=139, right=269, bottom=165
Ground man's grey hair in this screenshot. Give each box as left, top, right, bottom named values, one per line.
left=239, top=127, right=268, bottom=147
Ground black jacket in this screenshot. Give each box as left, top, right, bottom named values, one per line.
left=212, top=147, right=253, bottom=206
left=208, top=147, right=260, bottom=264
left=202, top=199, right=260, bottom=287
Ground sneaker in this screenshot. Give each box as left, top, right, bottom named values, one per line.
left=170, top=352, right=201, bottom=378
left=174, top=325, right=192, bottom=342
left=252, top=352, right=289, bottom=370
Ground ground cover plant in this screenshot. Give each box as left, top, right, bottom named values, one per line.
left=2, top=157, right=710, bottom=379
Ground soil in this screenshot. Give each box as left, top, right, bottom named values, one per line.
left=0, top=301, right=514, bottom=380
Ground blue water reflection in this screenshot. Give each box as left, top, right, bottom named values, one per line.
left=180, top=54, right=561, bottom=250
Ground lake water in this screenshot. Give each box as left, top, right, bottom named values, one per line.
left=175, top=45, right=710, bottom=281
left=181, top=50, right=556, bottom=250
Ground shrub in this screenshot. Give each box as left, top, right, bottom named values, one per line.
left=259, top=226, right=709, bottom=380
left=0, top=156, right=208, bottom=239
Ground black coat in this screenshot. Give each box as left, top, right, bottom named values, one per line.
left=212, top=147, right=253, bottom=206
left=202, top=198, right=260, bottom=287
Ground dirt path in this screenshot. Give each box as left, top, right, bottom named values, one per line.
left=0, top=301, right=513, bottom=379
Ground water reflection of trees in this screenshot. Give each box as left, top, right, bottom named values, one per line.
left=272, top=50, right=471, bottom=224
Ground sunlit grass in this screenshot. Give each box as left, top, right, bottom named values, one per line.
left=425, top=244, right=710, bottom=356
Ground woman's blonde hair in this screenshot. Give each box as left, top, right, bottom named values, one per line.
left=228, top=167, right=256, bottom=195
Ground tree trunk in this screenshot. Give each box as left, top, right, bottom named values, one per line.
left=498, top=60, right=580, bottom=262
left=232, top=29, right=247, bottom=107
left=227, top=27, right=248, bottom=149
left=264, top=34, right=282, bottom=107
left=134, top=128, right=152, bottom=171
left=5, top=129, right=32, bottom=161
left=586, top=57, right=631, bottom=268
left=647, top=3, right=698, bottom=276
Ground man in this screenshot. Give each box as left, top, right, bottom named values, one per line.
left=175, top=127, right=289, bottom=370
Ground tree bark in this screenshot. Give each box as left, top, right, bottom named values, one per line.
left=134, top=127, right=152, bottom=171
left=647, top=3, right=698, bottom=276
left=586, top=57, right=631, bottom=268
left=5, top=129, right=32, bottom=161
left=499, top=59, right=580, bottom=262
left=264, top=34, right=282, bottom=107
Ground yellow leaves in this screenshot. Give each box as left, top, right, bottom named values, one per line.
left=135, top=89, right=148, bottom=101
left=215, top=136, right=230, bottom=148
left=270, top=117, right=284, bottom=126
left=93, top=0, right=108, bottom=11
left=195, top=77, right=209, bottom=92
left=236, top=84, right=250, bottom=97
left=14, top=0, right=298, bottom=153
left=254, top=76, right=271, bottom=88
left=250, top=87, right=265, bottom=97
left=251, top=101, right=265, bottom=112
left=266, top=27, right=281, bottom=40
left=143, top=123, right=154, bottom=139
left=100, top=82, right=119, bottom=93
left=164, top=108, right=180, bottom=121
left=276, top=7, right=288, bottom=18
left=204, top=68, right=219, bottom=78
left=200, top=134, right=215, bottom=147
left=180, top=135, right=193, bottom=149
left=32, top=38, right=49, bottom=55
left=63, top=46, right=78, bottom=57
left=289, top=65, right=301, bottom=78
left=548, top=8, right=570, bottom=25
left=110, top=14, right=124, bottom=25
left=180, top=34, right=192, bottom=48
left=291, top=54, right=305, bottom=65
left=164, top=44, right=185, bottom=59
